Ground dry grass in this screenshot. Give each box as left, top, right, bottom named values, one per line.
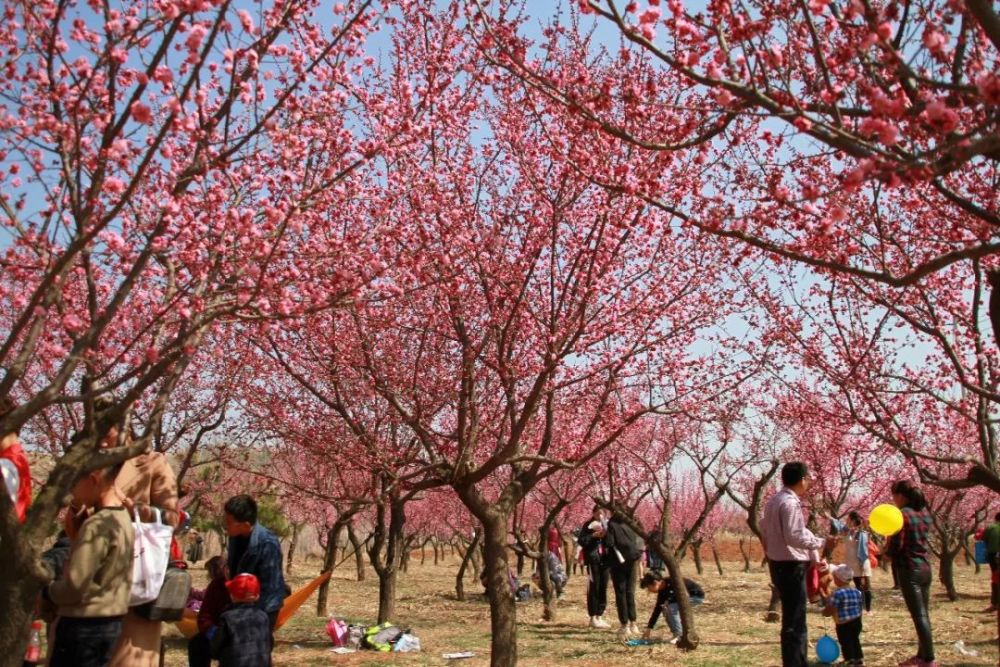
left=162, top=554, right=998, bottom=666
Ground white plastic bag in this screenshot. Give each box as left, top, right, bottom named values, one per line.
left=129, top=507, right=173, bottom=606
left=394, top=634, right=421, bottom=653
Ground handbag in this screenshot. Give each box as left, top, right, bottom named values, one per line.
left=132, top=560, right=191, bottom=620
left=128, top=507, right=174, bottom=607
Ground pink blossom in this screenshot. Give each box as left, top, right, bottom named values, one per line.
left=859, top=118, right=899, bottom=145
left=62, top=314, right=86, bottom=332
left=639, top=7, right=661, bottom=25
left=714, top=89, right=734, bottom=106
left=922, top=99, right=958, bottom=133
left=808, top=0, right=830, bottom=14
left=976, top=74, right=1000, bottom=105
left=921, top=28, right=947, bottom=53
left=236, top=9, right=256, bottom=34
left=130, top=101, right=152, bottom=124
left=185, top=24, right=206, bottom=52
left=104, top=176, right=127, bottom=194
left=153, top=66, right=173, bottom=86
left=144, top=347, right=159, bottom=364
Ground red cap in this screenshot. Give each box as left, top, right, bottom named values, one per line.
left=225, top=573, right=261, bottom=601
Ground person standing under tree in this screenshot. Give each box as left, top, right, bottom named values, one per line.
left=604, top=511, right=642, bottom=640
left=886, top=480, right=936, bottom=667
left=578, top=506, right=611, bottom=629
left=223, top=494, right=286, bottom=631
left=982, top=512, right=1000, bottom=613
left=761, top=462, right=832, bottom=667
left=105, top=401, right=180, bottom=667
left=43, top=461, right=134, bottom=667
left=829, top=511, right=874, bottom=614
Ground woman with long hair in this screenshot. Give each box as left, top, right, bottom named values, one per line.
left=886, top=480, right=936, bottom=667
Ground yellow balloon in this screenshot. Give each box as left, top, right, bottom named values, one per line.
left=869, top=503, right=904, bottom=537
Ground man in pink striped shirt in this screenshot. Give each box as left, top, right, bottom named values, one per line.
left=761, top=462, right=831, bottom=667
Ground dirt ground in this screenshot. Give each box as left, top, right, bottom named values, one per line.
left=161, top=550, right=999, bottom=666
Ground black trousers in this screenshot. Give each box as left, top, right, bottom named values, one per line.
left=898, top=566, right=934, bottom=661
left=586, top=559, right=608, bottom=617
left=49, top=616, right=123, bottom=667
left=853, top=576, right=872, bottom=612
left=835, top=617, right=863, bottom=663
left=187, top=632, right=212, bottom=667
left=609, top=561, right=637, bottom=625
left=769, top=560, right=808, bottom=667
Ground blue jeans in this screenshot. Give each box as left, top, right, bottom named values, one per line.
left=665, top=595, right=704, bottom=635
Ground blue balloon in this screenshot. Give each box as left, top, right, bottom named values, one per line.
left=816, top=635, right=840, bottom=663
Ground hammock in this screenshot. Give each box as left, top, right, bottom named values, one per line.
left=175, top=571, right=333, bottom=638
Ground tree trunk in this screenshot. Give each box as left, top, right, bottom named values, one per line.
left=691, top=540, right=704, bottom=575
left=286, top=522, right=302, bottom=575
left=369, top=499, right=406, bottom=624
left=471, top=542, right=483, bottom=581
left=939, top=549, right=959, bottom=601
left=348, top=523, right=366, bottom=581
left=535, top=502, right=569, bottom=622
left=456, top=530, right=482, bottom=602
left=651, top=540, right=700, bottom=649
left=739, top=536, right=752, bottom=573
left=766, top=582, right=781, bottom=622
left=711, top=542, right=724, bottom=576
left=317, top=521, right=347, bottom=617
left=481, top=513, right=518, bottom=667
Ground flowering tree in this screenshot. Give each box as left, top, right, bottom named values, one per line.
left=273, top=45, right=742, bottom=662
left=475, top=0, right=1000, bottom=494
left=480, top=0, right=999, bottom=284
left=0, top=0, right=455, bottom=657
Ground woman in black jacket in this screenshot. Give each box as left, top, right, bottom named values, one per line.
left=603, top=513, right=642, bottom=639
left=577, top=506, right=611, bottom=629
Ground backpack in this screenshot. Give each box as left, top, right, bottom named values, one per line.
left=607, top=521, right=644, bottom=562
left=363, top=622, right=404, bottom=651
left=132, top=561, right=192, bottom=621
left=326, top=617, right=349, bottom=647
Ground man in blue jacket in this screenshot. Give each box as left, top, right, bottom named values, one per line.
left=223, top=494, right=286, bottom=631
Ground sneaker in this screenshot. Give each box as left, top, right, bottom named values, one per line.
left=617, top=625, right=631, bottom=641
left=628, top=622, right=640, bottom=635
left=589, top=616, right=601, bottom=629
left=669, top=634, right=680, bottom=644
left=594, top=616, right=611, bottom=629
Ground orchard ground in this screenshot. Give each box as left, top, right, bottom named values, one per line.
left=161, top=545, right=998, bottom=666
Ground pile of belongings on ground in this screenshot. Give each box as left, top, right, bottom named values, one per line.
left=327, top=617, right=420, bottom=652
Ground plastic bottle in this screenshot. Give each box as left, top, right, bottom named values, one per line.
left=22, top=619, right=43, bottom=665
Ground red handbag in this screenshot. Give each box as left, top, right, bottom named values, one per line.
left=806, top=563, right=821, bottom=602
